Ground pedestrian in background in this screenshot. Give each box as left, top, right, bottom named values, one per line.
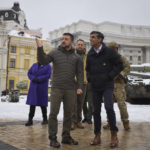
left=25, top=62, right=51, bottom=126
left=71, top=39, right=87, bottom=130
left=103, top=41, right=130, bottom=130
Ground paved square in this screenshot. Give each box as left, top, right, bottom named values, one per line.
left=0, top=120, right=150, bottom=150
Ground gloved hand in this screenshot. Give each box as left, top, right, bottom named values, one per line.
left=118, top=74, right=127, bottom=84
left=32, top=77, right=39, bottom=84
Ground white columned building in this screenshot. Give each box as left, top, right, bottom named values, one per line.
left=49, top=20, right=150, bottom=65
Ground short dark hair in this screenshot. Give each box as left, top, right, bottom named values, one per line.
left=90, top=31, right=104, bottom=40
left=63, top=33, right=74, bottom=41
left=76, top=39, right=85, bottom=43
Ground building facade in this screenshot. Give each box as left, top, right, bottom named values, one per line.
left=7, top=30, right=51, bottom=94
left=49, top=20, right=150, bottom=65
left=0, top=2, right=51, bottom=94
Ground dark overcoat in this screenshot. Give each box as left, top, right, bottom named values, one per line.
left=86, top=43, right=123, bottom=91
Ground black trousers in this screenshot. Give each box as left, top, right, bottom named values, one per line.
left=29, top=105, right=47, bottom=120
left=92, top=88, right=118, bottom=135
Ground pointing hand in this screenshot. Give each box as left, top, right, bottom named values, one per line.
left=35, top=38, right=43, bottom=47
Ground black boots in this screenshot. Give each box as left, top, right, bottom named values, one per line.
left=50, top=139, right=61, bottom=148
left=50, top=136, right=78, bottom=148
left=25, top=119, right=33, bottom=126
left=41, top=117, right=48, bottom=125
left=62, top=136, right=78, bottom=145
left=25, top=106, right=48, bottom=126
left=50, top=136, right=61, bottom=148
left=25, top=106, right=35, bottom=126
left=82, top=118, right=87, bottom=123
left=41, top=106, right=48, bottom=125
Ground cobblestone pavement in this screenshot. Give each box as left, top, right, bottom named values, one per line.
left=0, top=120, right=150, bottom=150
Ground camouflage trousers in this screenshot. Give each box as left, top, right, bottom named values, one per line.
left=114, top=83, right=129, bottom=123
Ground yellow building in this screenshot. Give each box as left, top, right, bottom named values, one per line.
left=7, top=30, right=51, bottom=94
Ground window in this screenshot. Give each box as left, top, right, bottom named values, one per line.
left=5, top=12, right=9, bottom=17
left=10, top=58, right=15, bottom=68
left=24, top=59, right=29, bottom=69
left=130, top=56, right=132, bottom=61
left=11, top=46, right=16, bottom=53
left=138, top=56, right=141, bottom=61
left=9, top=80, right=14, bottom=90
left=25, top=49, right=30, bottom=54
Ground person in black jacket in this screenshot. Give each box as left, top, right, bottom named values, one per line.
left=86, top=31, right=123, bottom=148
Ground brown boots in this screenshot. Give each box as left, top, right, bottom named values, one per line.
left=103, top=123, right=110, bottom=129
left=77, top=122, right=84, bottom=129
left=103, top=122, right=130, bottom=130
left=71, top=123, right=77, bottom=130
left=71, top=122, right=84, bottom=130
left=123, top=121, right=130, bottom=130
left=90, top=131, right=118, bottom=148
left=90, top=133, right=101, bottom=145
left=110, top=131, right=119, bottom=148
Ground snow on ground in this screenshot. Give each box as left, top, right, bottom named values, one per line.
left=0, top=95, right=150, bottom=122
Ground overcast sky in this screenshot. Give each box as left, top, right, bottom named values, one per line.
left=1, top=0, right=150, bottom=38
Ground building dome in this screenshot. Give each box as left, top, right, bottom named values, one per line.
left=12, top=2, right=21, bottom=12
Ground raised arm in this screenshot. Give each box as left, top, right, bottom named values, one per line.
left=35, top=38, right=54, bottom=65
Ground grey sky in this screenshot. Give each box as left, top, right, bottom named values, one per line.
left=1, top=0, right=150, bottom=38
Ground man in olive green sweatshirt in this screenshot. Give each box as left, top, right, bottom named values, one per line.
left=35, top=33, right=83, bottom=148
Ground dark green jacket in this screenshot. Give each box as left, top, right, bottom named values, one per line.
left=37, top=46, right=83, bottom=90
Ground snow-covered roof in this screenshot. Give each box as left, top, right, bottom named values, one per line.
left=131, top=63, right=150, bottom=67
left=129, top=75, right=150, bottom=85
left=0, top=8, right=20, bottom=14
left=131, top=71, right=150, bottom=76
left=9, top=30, right=36, bottom=39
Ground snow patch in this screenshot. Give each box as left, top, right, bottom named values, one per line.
left=0, top=95, right=150, bottom=122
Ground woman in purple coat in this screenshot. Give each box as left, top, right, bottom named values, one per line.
left=25, top=62, right=52, bottom=126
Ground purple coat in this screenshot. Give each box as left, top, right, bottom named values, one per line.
left=26, top=63, right=52, bottom=106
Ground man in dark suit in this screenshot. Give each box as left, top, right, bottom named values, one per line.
left=86, top=31, right=123, bottom=148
